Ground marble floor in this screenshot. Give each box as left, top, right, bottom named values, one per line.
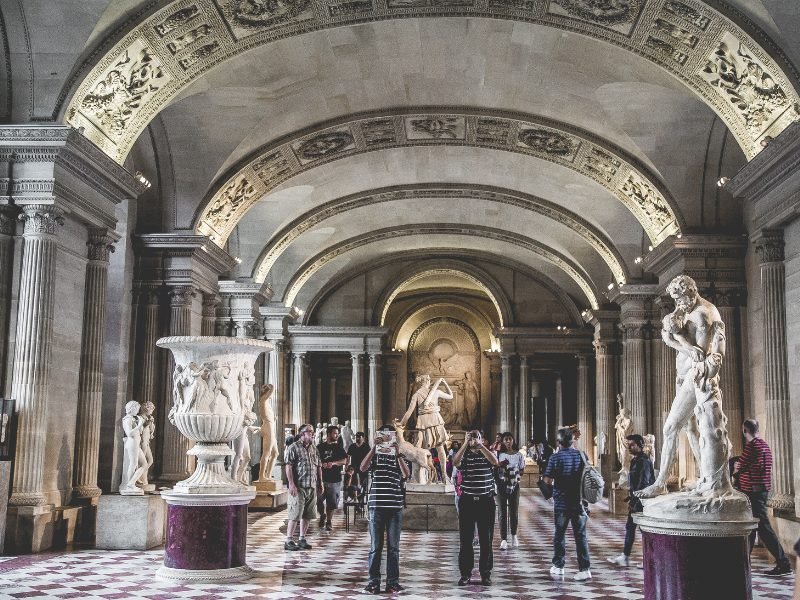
left=0, top=490, right=794, bottom=599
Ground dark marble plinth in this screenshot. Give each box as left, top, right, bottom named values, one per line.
left=164, top=503, right=248, bottom=570
left=641, top=531, right=752, bottom=600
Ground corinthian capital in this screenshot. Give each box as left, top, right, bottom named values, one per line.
left=169, top=285, right=196, bottom=307
left=87, top=228, right=116, bottom=262
left=754, top=229, right=784, bottom=264
left=19, top=204, right=64, bottom=235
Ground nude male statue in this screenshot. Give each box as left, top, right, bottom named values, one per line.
left=636, top=275, right=734, bottom=503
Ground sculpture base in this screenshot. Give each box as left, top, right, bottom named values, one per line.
left=608, top=486, right=629, bottom=515
left=635, top=491, right=757, bottom=600
left=405, top=482, right=454, bottom=493
left=158, top=490, right=256, bottom=582
left=97, top=494, right=166, bottom=550
left=250, top=480, right=288, bottom=510
left=404, top=490, right=458, bottom=531
left=253, top=479, right=283, bottom=492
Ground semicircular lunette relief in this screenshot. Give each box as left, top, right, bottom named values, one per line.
left=250, top=184, right=630, bottom=286
left=194, top=109, right=684, bottom=249
left=64, top=0, right=800, bottom=164
left=281, top=224, right=602, bottom=310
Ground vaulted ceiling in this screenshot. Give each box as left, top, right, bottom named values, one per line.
left=3, top=0, right=798, bottom=318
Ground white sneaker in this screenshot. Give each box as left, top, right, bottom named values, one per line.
left=574, top=570, right=592, bottom=582
left=500, top=539, right=508, bottom=550
left=511, top=535, right=519, bottom=548
left=549, top=566, right=565, bottom=578
left=607, top=553, right=630, bottom=567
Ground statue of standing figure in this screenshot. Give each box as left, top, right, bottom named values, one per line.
left=615, top=393, right=633, bottom=487
left=138, top=400, right=156, bottom=489
left=399, top=373, right=453, bottom=484
left=231, top=410, right=260, bottom=486
left=120, top=401, right=148, bottom=495
left=636, top=275, right=738, bottom=511
left=341, top=420, right=354, bottom=449
left=257, top=384, right=279, bottom=481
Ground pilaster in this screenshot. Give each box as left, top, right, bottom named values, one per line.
left=291, top=353, right=306, bottom=426
left=576, top=354, right=593, bottom=461
left=0, top=204, right=20, bottom=392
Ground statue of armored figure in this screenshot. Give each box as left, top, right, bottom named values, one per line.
left=120, top=401, right=148, bottom=495
left=635, top=275, right=745, bottom=516
left=615, top=393, right=633, bottom=488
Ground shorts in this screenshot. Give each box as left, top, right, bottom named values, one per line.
left=321, top=482, right=341, bottom=509
left=287, top=487, right=318, bottom=521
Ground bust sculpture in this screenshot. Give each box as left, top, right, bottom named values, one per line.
left=120, top=400, right=147, bottom=495
left=257, top=384, right=279, bottom=481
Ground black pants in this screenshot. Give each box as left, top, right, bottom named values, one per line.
left=747, top=491, right=789, bottom=567
left=497, top=487, right=520, bottom=539
left=458, top=494, right=495, bottom=578
left=623, top=513, right=638, bottom=556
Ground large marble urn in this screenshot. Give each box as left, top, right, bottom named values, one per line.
left=155, top=336, right=272, bottom=583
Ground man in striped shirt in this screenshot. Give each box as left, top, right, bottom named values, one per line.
left=360, top=425, right=411, bottom=594
left=734, top=418, right=791, bottom=576
left=452, top=429, right=500, bottom=586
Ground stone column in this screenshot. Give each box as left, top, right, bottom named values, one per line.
left=8, top=205, right=64, bottom=507
left=755, top=230, right=795, bottom=510
left=716, top=292, right=745, bottom=457
left=314, top=376, right=323, bottom=423
left=622, top=323, right=648, bottom=435
left=518, top=356, right=529, bottom=445
left=555, top=373, right=563, bottom=429
left=72, top=229, right=116, bottom=499
left=201, top=293, right=218, bottom=336
left=159, top=286, right=196, bottom=483
left=655, top=296, right=678, bottom=482
left=594, top=341, right=617, bottom=467
left=267, top=339, right=286, bottom=474
left=328, top=375, right=337, bottom=420
left=367, top=353, right=382, bottom=440
left=0, top=205, right=19, bottom=392
left=489, top=356, right=501, bottom=430
left=350, top=353, right=363, bottom=432
left=499, top=355, right=512, bottom=433
left=291, top=352, right=306, bottom=426
left=576, top=354, right=594, bottom=460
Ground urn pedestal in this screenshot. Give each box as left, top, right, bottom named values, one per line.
left=155, top=336, right=272, bottom=583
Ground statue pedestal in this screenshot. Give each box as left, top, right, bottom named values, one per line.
left=406, top=482, right=454, bottom=493
left=635, top=493, right=757, bottom=600
left=404, top=489, right=458, bottom=531
left=250, top=479, right=287, bottom=510
left=157, top=490, right=256, bottom=583
left=96, top=494, right=166, bottom=550
left=608, top=485, right=629, bottom=515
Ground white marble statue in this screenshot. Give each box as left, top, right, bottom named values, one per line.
left=399, top=373, right=453, bottom=484
left=231, top=410, right=259, bottom=486
left=256, top=384, right=279, bottom=481
left=330, top=416, right=339, bottom=428
left=635, top=274, right=743, bottom=514
left=595, top=431, right=607, bottom=455
left=138, top=400, right=156, bottom=489
left=120, top=401, right=148, bottom=495
left=341, top=420, right=354, bottom=449
left=643, top=433, right=656, bottom=466
left=615, top=393, right=633, bottom=487
left=314, top=422, right=324, bottom=446
left=238, top=361, right=256, bottom=413
left=393, top=420, right=436, bottom=484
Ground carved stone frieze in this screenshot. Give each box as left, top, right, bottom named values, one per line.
left=19, top=205, right=65, bottom=236
left=87, top=229, right=117, bottom=262
left=154, top=5, right=200, bottom=37
left=178, top=42, right=220, bottom=70
left=653, top=18, right=697, bottom=48
left=166, top=24, right=213, bottom=54
left=327, top=0, right=374, bottom=17
left=195, top=109, right=681, bottom=247
left=551, top=0, right=640, bottom=26
left=646, top=37, right=688, bottom=66
left=222, top=0, right=314, bottom=36
left=662, top=0, right=709, bottom=30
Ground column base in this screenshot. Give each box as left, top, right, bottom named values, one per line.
left=159, top=490, right=256, bottom=582
left=5, top=504, right=56, bottom=553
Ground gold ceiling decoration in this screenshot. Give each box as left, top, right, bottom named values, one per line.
left=65, top=0, right=799, bottom=165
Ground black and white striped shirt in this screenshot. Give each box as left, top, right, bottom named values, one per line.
left=459, top=450, right=494, bottom=497
left=368, top=453, right=404, bottom=510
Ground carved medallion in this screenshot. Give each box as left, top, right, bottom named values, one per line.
left=293, top=131, right=355, bottom=162
left=223, top=0, right=313, bottom=31
left=552, top=0, right=640, bottom=25
left=361, top=118, right=397, bottom=146
left=517, top=128, right=575, bottom=156
left=407, top=117, right=464, bottom=139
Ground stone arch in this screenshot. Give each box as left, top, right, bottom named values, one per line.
left=63, top=1, right=800, bottom=164
left=251, top=183, right=630, bottom=286
left=193, top=108, right=684, bottom=248
left=282, top=224, right=601, bottom=310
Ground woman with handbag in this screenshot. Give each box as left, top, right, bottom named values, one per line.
left=495, top=432, right=525, bottom=549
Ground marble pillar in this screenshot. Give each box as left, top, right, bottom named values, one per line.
left=367, top=354, right=381, bottom=440
left=0, top=205, right=19, bottom=392
left=655, top=297, right=678, bottom=483
left=267, top=339, right=286, bottom=472
left=576, top=354, right=593, bottom=460
left=327, top=375, right=337, bottom=420
left=314, top=377, right=323, bottom=423
left=8, top=205, right=64, bottom=508
left=718, top=303, right=745, bottom=456
left=499, top=355, right=511, bottom=433
left=290, top=353, right=305, bottom=426
left=160, top=286, right=195, bottom=483
left=555, top=374, right=563, bottom=429
left=134, top=286, right=162, bottom=412
left=350, top=353, right=363, bottom=432
left=594, top=341, right=617, bottom=468
left=755, top=230, right=795, bottom=510
left=72, top=230, right=116, bottom=499
left=201, top=293, right=218, bottom=336
left=622, top=324, right=648, bottom=435
left=518, top=356, right=529, bottom=445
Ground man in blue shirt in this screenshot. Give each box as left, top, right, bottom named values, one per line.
left=543, top=427, right=591, bottom=581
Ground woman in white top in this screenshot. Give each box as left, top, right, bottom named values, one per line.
left=496, top=432, right=525, bottom=549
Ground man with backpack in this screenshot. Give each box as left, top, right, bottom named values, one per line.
left=543, top=427, right=592, bottom=581
left=608, top=434, right=655, bottom=567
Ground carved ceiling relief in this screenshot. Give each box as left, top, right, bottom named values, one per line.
left=516, top=127, right=576, bottom=158
left=221, top=0, right=314, bottom=38
left=405, top=117, right=466, bottom=140
left=700, top=32, right=792, bottom=139
left=202, top=174, right=258, bottom=236
left=549, top=0, right=641, bottom=34
left=291, top=129, right=356, bottom=164
left=619, top=173, right=674, bottom=234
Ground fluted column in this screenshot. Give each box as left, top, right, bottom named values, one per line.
left=159, top=285, right=196, bottom=482
left=314, top=377, right=323, bottom=423
left=755, top=230, right=795, bottom=510
left=0, top=205, right=20, bottom=392
left=555, top=373, right=563, bottom=429
left=518, top=356, right=529, bottom=445
left=594, top=341, right=617, bottom=467
left=291, top=352, right=306, bottom=425
left=9, top=205, right=64, bottom=506
left=622, top=324, right=648, bottom=435
left=499, top=355, right=512, bottom=433
left=367, top=353, right=382, bottom=440
left=717, top=302, right=744, bottom=456
left=576, top=354, right=593, bottom=460
left=328, top=375, right=337, bottom=420
left=134, top=286, right=162, bottom=408
left=72, top=230, right=116, bottom=499
left=350, top=353, right=363, bottom=432
left=267, top=339, right=286, bottom=469
left=201, top=293, right=218, bottom=336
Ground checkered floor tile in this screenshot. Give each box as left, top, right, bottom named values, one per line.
left=0, top=490, right=794, bottom=599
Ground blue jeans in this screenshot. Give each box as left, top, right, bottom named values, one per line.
left=368, top=508, right=403, bottom=586
left=553, top=510, right=590, bottom=571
